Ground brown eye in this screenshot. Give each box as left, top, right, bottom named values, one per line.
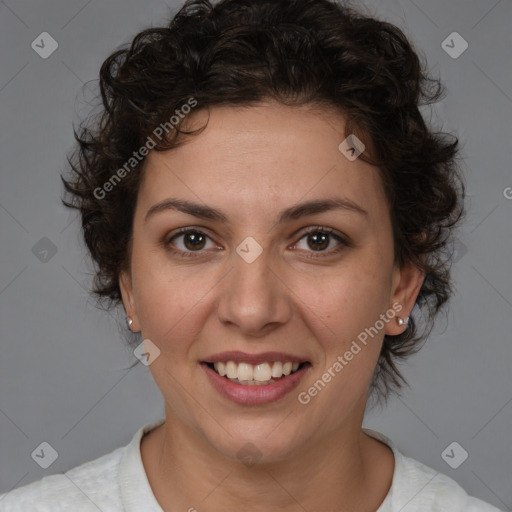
left=165, top=229, right=217, bottom=256
left=306, top=232, right=330, bottom=251
left=293, top=226, right=350, bottom=258
left=182, top=232, right=206, bottom=251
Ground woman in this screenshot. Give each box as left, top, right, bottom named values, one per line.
left=0, top=0, right=502, bottom=510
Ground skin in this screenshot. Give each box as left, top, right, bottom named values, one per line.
left=120, top=101, right=424, bottom=511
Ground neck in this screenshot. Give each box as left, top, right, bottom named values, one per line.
left=141, top=404, right=394, bottom=512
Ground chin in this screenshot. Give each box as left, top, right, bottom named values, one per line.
left=198, top=416, right=311, bottom=466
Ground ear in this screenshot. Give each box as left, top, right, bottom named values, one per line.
left=119, top=269, right=141, bottom=332
left=385, top=259, right=425, bottom=336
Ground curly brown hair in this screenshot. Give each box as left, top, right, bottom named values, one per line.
left=62, top=0, right=465, bottom=405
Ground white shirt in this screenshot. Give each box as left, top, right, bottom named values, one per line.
left=0, top=419, right=502, bottom=511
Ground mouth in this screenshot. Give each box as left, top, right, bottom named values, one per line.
left=200, top=352, right=312, bottom=405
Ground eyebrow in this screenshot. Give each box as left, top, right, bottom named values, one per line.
left=144, top=197, right=368, bottom=224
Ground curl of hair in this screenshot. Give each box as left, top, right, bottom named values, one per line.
left=62, top=0, right=465, bottom=405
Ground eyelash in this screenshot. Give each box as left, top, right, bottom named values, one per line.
left=163, top=226, right=350, bottom=259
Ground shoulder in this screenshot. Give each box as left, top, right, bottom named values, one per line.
left=0, top=445, right=124, bottom=512
left=395, top=452, right=502, bottom=511
left=362, top=428, right=503, bottom=512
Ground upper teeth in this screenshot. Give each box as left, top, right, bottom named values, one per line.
left=213, top=361, right=300, bottom=381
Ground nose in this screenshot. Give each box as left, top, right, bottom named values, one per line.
left=216, top=244, right=292, bottom=337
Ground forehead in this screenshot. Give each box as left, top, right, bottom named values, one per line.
left=138, top=102, right=387, bottom=221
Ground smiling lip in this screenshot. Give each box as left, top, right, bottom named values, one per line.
left=201, top=361, right=311, bottom=405
left=202, top=351, right=308, bottom=365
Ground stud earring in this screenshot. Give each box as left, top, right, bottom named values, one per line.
left=127, top=317, right=133, bottom=329
left=397, top=316, right=409, bottom=326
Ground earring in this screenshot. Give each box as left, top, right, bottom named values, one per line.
left=127, top=317, right=133, bottom=329
left=397, top=316, right=409, bottom=326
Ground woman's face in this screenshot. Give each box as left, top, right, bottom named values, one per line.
left=120, top=102, right=423, bottom=462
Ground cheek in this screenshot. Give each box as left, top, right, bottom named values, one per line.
left=299, top=267, right=390, bottom=416
left=131, top=251, right=214, bottom=342
left=299, top=263, right=393, bottom=410
left=307, top=256, right=393, bottom=343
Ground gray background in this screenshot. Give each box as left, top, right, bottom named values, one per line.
left=0, top=0, right=511, bottom=509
